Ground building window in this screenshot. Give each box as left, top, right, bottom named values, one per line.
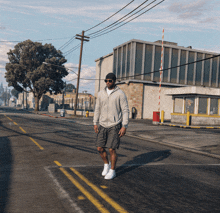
left=174, top=98, right=183, bottom=113
left=187, top=52, right=195, bottom=85
left=113, top=49, right=117, bottom=75
left=135, top=43, right=143, bottom=80
left=211, top=57, right=218, bottom=87
left=126, top=43, right=131, bottom=79
left=198, top=97, right=207, bottom=114
left=170, top=49, right=178, bottom=83
left=117, top=47, right=122, bottom=79
left=179, top=50, right=186, bottom=84
left=185, top=97, right=195, bottom=113
left=144, top=44, right=153, bottom=81
left=195, top=53, right=203, bottom=86
left=203, top=54, right=211, bottom=86
left=122, top=46, right=126, bottom=79
left=163, top=47, right=170, bottom=82
left=218, top=57, right=220, bottom=87
left=210, top=98, right=218, bottom=115
left=153, top=45, right=161, bottom=82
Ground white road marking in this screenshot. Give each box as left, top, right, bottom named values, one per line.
left=44, top=166, right=84, bottom=213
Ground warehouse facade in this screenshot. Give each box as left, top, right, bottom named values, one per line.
left=95, top=39, right=220, bottom=125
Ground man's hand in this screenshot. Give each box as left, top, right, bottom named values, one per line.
left=118, top=127, right=126, bottom=137
left=94, top=125, right=99, bottom=134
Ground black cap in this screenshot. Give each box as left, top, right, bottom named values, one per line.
left=105, top=73, right=116, bottom=81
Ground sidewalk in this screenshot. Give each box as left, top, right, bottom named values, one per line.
left=31, top=110, right=220, bottom=160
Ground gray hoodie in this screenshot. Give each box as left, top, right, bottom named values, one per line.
left=93, top=86, right=129, bottom=128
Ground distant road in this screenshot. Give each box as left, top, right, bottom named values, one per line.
left=1, top=107, right=220, bottom=213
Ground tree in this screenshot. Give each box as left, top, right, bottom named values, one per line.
left=5, top=39, right=68, bottom=111
left=11, top=88, right=19, bottom=98
left=65, top=83, right=76, bottom=92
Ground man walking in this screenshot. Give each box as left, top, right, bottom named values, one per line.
left=93, top=73, right=129, bottom=180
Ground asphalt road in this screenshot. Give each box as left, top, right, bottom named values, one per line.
left=0, top=107, right=220, bottom=213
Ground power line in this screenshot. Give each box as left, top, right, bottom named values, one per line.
left=87, top=0, right=151, bottom=37
left=58, top=0, right=135, bottom=51
left=59, top=36, right=76, bottom=51
left=64, top=0, right=157, bottom=56
left=85, top=0, right=135, bottom=32
left=43, top=62, right=78, bottom=75
left=90, top=0, right=165, bottom=40
left=66, top=54, right=220, bottom=81
left=63, top=43, right=81, bottom=56
left=59, top=0, right=164, bottom=56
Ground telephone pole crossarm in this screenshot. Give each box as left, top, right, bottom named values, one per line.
left=75, top=34, right=90, bottom=39
left=76, top=37, right=90, bottom=42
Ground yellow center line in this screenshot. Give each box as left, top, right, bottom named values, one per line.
left=78, top=196, right=85, bottom=200
left=70, top=167, right=128, bottom=213
left=60, top=167, right=109, bottom=213
left=4, top=115, right=44, bottom=151
left=54, top=161, right=62, bottom=167
left=29, top=137, right=44, bottom=150
left=100, top=185, right=108, bottom=189
left=6, top=116, right=13, bottom=121
left=19, top=127, right=27, bottom=133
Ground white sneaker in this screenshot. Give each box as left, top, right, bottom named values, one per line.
left=104, top=169, right=116, bottom=180
left=102, top=163, right=110, bottom=176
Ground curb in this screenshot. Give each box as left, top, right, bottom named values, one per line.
left=126, top=133, right=220, bottom=160
left=159, top=123, right=220, bottom=129
left=38, top=113, right=91, bottom=120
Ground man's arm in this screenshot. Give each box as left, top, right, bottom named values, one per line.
left=118, top=126, right=126, bottom=137
left=120, top=92, right=129, bottom=129
left=93, top=94, right=101, bottom=133
left=118, top=92, right=129, bottom=137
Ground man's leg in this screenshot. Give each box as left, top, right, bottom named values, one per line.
left=97, top=147, right=111, bottom=176
left=97, top=147, right=108, bottom=164
left=109, top=148, right=117, bottom=170
left=104, top=148, right=117, bottom=179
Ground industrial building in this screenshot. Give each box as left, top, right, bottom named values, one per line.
left=95, top=39, right=220, bottom=125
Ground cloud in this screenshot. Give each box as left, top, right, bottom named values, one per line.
left=64, top=63, right=96, bottom=94
left=200, top=17, right=219, bottom=23
left=168, top=0, right=208, bottom=19
left=0, top=41, right=14, bottom=65
left=0, top=41, right=15, bottom=85
left=123, top=0, right=220, bottom=32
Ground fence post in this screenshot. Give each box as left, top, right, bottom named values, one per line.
left=161, top=110, right=164, bottom=123
left=186, top=111, right=190, bottom=126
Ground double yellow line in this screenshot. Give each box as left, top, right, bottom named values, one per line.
left=55, top=161, right=128, bottom=213
left=5, top=115, right=44, bottom=150
left=5, top=114, right=128, bottom=212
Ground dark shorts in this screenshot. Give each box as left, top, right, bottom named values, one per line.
left=96, top=123, right=122, bottom=149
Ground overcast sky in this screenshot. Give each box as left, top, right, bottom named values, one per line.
left=0, top=0, right=220, bottom=94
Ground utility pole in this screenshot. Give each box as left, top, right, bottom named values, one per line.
left=25, top=88, right=28, bottom=109
left=74, top=30, right=90, bottom=116
left=23, top=91, right=24, bottom=109
left=62, top=82, right=66, bottom=109
left=8, top=89, right=10, bottom=107
left=5, top=87, right=7, bottom=106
